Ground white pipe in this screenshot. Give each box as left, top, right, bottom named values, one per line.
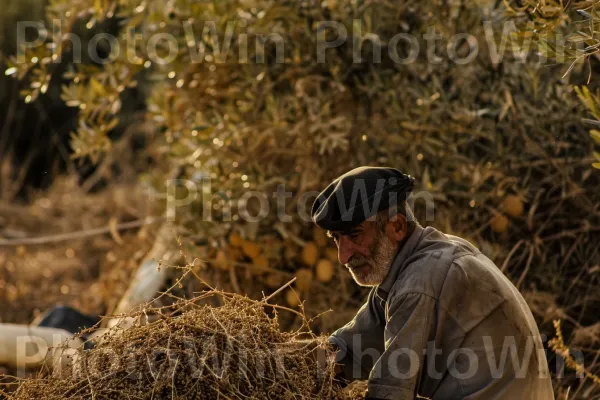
left=104, top=224, right=174, bottom=330
left=0, top=324, right=83, bottom=371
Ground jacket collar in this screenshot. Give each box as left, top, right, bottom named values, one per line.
left=377, top=222, right=425, bottom=295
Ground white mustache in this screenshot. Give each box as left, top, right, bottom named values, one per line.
left=346, top=257, right=368, bottom=269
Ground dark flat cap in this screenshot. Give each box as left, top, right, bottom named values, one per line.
left=311, top=166, right=415, bottom=231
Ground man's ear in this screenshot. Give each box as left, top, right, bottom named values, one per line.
left=386, top=213, right=408, bottom=242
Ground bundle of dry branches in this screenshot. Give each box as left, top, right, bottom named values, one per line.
left=4, top=284, right=352, bottom=400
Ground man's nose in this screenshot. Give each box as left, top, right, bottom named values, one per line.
left=337, top=236, right=354, bottom=265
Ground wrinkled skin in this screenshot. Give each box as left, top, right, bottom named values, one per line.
left=329, top=212, right=409, bottom=287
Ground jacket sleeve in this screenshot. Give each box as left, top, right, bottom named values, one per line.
left=366, top=291, right=437, bottom=400
left=328, top=288, right=387, bottom=382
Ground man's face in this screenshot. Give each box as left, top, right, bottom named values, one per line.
left=329, top=220, right=399, bottom=287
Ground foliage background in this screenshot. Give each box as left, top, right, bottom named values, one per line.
left=1, top=0, right=600, bottom=398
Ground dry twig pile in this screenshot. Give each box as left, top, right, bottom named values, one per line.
left=5, top=289, right=351, bottom=400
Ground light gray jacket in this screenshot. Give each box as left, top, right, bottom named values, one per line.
left=329, top=224, right=554, bottom=399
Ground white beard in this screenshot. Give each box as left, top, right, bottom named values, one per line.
left=347, top=231, right=398, bottom=287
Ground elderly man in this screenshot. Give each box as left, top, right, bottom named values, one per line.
left=310, top=167, right=554, bottom=400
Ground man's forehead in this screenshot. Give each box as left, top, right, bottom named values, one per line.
left=327, top=228, right=349, bottom=237
left=326, top=218, right=376, bottom=236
